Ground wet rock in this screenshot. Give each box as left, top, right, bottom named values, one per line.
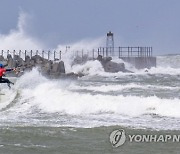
left=7, top=54, right=12, bottom=60
left=65, top=72, right=79, bottom=79
left=59, top=61, right=65, bottom=74
left=77, top=72, right=85, bottom=77
left=0, top=55, right=7, bottom=66
left=104, top=61, right=125, bottom=73
left=97, top=55, right=103, bottom=61
left=102, top=57, right=112, bottom=63
left=97, top=55, right=131, bottom=73
left=7, top=56, right=14, bottom=68
left=0, top=55, right=5, bottom=61
left=51, top=61, right=65, bottom=74
left=41, top=61, right=52, bottom=75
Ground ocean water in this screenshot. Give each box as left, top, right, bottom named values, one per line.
left=0, top=55, right=180, bottom=154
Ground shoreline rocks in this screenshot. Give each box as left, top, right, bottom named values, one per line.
left=97, top=55, right=132, bottom=73
left=0, top=54, right=133, bottom=79
left=0, top=54, right=80, bottom=79
left=72, top=54, right=132, bottom=73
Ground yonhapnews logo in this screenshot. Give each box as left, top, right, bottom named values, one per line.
left=109, top=129, right=126, bottom=147
left=109, top=129, right=180, bottom=148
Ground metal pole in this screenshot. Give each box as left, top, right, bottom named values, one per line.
left=151, top=47, right=153, bottom=56
left=19, top=50, right=21, bottom=58
left=106, top=47, right=108, bottom=57
left=42, top=50, right=44, bottom=58
left=54, top=50, right=56, bottom=61
left=31, top=50, right=33, bottom=58
left=103, top=48, right=105, bottom=57
left=128, top=47, right=129, bottom=57
left=144, top=47, right=146, bottom=57
left=59, top=51, right=61, bottom=60
left=48, top=51, right=50, bottom=60
left=93, top=49, right=94, bottom=59
left=13, top=50, right=15, bottom=58
left=121, top=47, right=123, bottom=57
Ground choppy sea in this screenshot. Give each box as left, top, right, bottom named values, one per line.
left=0, top=55, right=180, bottom=154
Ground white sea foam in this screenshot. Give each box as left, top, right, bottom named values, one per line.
left=3, top=69, right=179, bottom=118
left=69, top=83, right=179, bottom=93
left=31, top=88, right=180, bottom=118
left=0, top=88, right=17, bottom=110
left=0, top=69, right=180, bottom=130
left=71, top=60, right=104, bottom=75
left=67, top=55, right=180, bottom=77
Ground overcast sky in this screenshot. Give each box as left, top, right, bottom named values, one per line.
left=0, top=0, right=180, bottom=55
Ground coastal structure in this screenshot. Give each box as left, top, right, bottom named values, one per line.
left=0, top=32, right=157, bottom=76
left=98, top=46, right=156, bottom=69
left=106, top=31, right=114, bottom=56
left=97, top=31, right=156, bottom=69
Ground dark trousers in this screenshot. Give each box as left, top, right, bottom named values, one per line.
left=0, top=76, right=13, bottom=88
left=0, top=77, right=11, bottom=84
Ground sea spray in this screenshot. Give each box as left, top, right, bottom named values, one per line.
left=1, top=69, right=180, bottom=114
left=71, top=60, right=104, bottom=75
left=0, top=56, right=180, bottom=130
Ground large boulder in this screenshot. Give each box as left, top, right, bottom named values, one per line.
left=7, top=54, right=23, bottom=68
left=97, top=55, right=112, bottom=63
left=13, top=55, right=25, bottom=67
left=7, top=56, right=14, bottom=68
left=41, top=61, right=52, bottom=75
left=0, top=56, right=7, bottom=66
left=31, top=55, right=44, bottom=64
left=104, top=61, right=125, bottom=73
left=51, top=61, right=65, bottom=74
left=25, top=56, right=31, bottom=65
left=97, top=55, right=132, bottom=73
left=13, top=55, right=20, bottom=61
left=97, top=55, right=103, bottom=61
left=52, top=63, right=60, bottom=73
left=7, top=54, right=12, bottom=60
left=0, top=55, right=4, bottom=61
left=59, top=61, right=65, bottom=74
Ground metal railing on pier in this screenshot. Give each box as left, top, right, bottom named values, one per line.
left=0, top=50, right=62, bottom=61
left=0, top=46, right=153, bottom=62
left=98, top=47, right=153, bottom=58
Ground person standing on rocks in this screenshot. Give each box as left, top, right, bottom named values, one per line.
left=0, top=64, right=16, bottom=89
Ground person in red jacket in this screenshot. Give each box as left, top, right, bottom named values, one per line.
left=0, top=64, right=16, bottom=88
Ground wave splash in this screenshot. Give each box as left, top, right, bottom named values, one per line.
left=0, top=67, right=180, bottom=130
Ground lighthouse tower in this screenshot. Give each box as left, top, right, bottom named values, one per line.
left=106, top=31, right=114, bottom=56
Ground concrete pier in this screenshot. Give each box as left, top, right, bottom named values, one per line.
left=98, top=47, right=156, bottom=69
left=121, top=57, right=156, bottom=69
